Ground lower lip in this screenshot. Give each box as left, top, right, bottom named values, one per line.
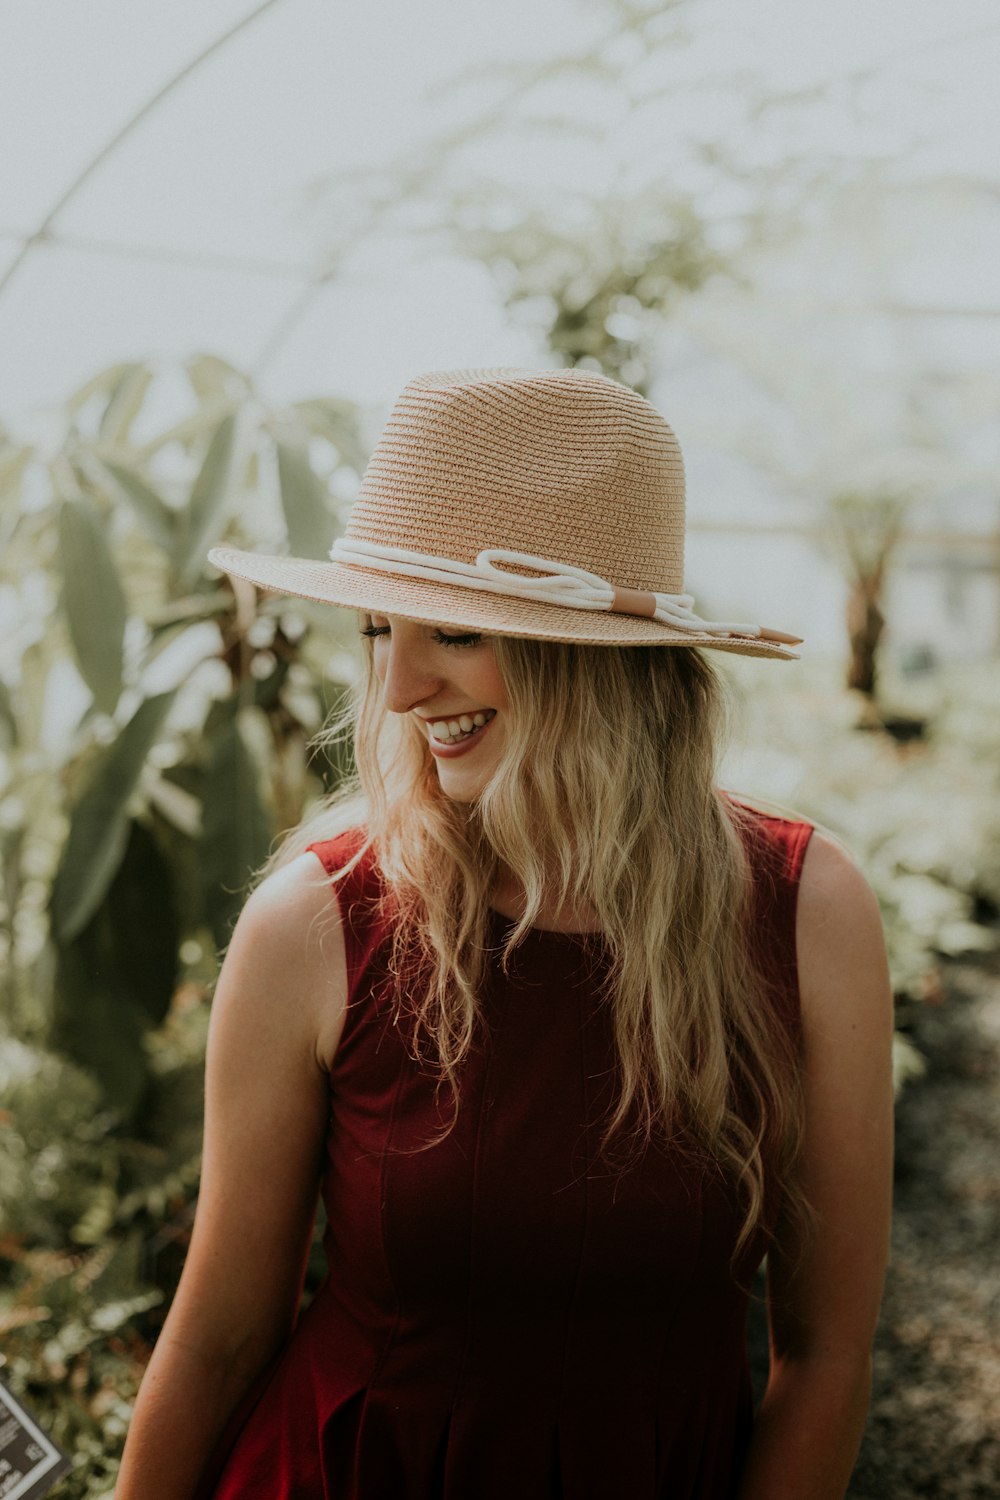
left=426, top=716, right=495, bottom=758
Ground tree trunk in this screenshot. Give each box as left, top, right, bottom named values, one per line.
left=846, top=577, right=885, bottom=698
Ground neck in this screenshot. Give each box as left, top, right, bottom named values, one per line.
left=490, top=869, right=600, bottom=934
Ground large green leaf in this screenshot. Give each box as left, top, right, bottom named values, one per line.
left=50, top=819, right=181, bottom=1119
left=201, top=708, right=273, bottom=949
left=65, top=361, right=137, bottom=417
left=136, top=400, right=232, bottom=460
left=290, top=397, right=366, bottom=471
left=16, top=640, right=47, bottom=751
left=174, top=415, right=238, bottom=587
left=0, top=677, right=16, bottom=749
left=98, top=459, right=176, bottom=552
left=0, top=443, right=33, bottom=506
left=50, top=691, right=176, bottom=944
left=51, top=941, right=150, bottom=1120
left=58, top=497, right=127, bottom=714
left=98, top=362, right=153, bottom=447
left=185, top=354, right=249, bottom=405
left=276, top=438, right=334, bottom=558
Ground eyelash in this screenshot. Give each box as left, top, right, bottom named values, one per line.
left=360, top=624, right=484, bottom=650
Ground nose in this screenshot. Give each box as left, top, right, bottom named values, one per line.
left=378, top=631, right=445, bottom=715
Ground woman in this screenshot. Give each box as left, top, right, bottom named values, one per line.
left=115, top=367, right=893, bottom=1500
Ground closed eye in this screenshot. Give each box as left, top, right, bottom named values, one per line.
left=432, top=630, right=483, bottom=649
left=359, top=623, right=483, bottom=649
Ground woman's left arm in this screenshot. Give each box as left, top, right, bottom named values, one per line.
left=736, top=830, right=895, bottom=1500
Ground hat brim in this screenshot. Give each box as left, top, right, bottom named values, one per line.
left=208, top=547, right=800, bottom=661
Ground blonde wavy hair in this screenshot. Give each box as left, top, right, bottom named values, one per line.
left=272, top=626, right=805, bottom=1262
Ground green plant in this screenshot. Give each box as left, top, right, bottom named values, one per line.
left=824, top=489, right=911, bottom=701
left=0, top=356, right=363, bottom=1118
left=0, top=1014, right=209, bottom=1499
left=721, top=655, right=1000, bottom=1088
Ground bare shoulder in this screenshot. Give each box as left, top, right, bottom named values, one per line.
left=216, top=850, right=348, bottom=1071
left=236, top=850, right=343, bottom=958
left=766, top=826, right=894, bottom=1373
left=797, top=826, right=882, bottom=930
left=795, top=828, right=892, bottom=1043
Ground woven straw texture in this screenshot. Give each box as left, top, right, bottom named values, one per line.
left=209, top=367, right=799, bottom=660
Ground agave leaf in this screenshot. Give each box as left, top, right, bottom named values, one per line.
left=16, top=641, right=47, bottom=751
left=174, top=415, right=238, bottom=587
left=185, top=354, right=250, bottom=405
left=97, top=459, right=176, bottom=551
left=0, top=677, right=16, bottom=749
left=290, top=398, right=367, bottom=471
left=201, top=708, right=273, bottom=949
left=50, top=691, right=176, bottom=944
left=51, top=937, right=150, bottom=1120
left=135, top=400, right=234, bottom=460
left=144, top=769, right=202, bottom=838
left=100, top=817, right=181, bottom=1026
left=58, top=497, right=127, bottom=714
left=65, top=361, right=137, bottom=416
left=0, top=443, right=33, bottom=504
left=276, top=438, right=334, bottom=558
left=98, top=362, right=153, bottom=447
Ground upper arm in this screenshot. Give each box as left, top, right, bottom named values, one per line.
left=767, top=829, right=894, bottom=1366
left=163, top=851, right=347, bottom=1369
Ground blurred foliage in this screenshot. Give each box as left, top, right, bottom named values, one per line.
left=456, top=190, right=723, bottom=395
left=721, top=655, right=1000, bottom=1090
left=457, top=203, right=913, bottom=704
left=1, top=355, right=997, bottom=1497
left=0, top=355, right=364, bottom=1115
left=824, top=489, right=911, bottom=701
left=0, top=1000, right=209, bottom=1499
left=0, top=353, right=365, bottom=1495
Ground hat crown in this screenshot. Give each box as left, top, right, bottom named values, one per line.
left=347, top=367, right=686, bottom=595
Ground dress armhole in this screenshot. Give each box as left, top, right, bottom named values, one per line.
left=305, top=831, right=385, bottom=1011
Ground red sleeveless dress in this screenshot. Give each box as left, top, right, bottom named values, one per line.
left=199, top=804, right=813, bottom=1500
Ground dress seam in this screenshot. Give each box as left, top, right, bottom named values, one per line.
left=348, top=1043, right=408, bottom=1491
left=555, top=991, right=593, bottom=1413
left=449, top=980, right=512, bottom=1406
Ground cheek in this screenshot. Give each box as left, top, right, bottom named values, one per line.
left=479, top=650, right=509, bottom=710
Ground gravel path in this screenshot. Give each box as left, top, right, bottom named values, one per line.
left=747, top=950, right=1000, bottom=1496
left=848, top=951, right=1000, bottom=1498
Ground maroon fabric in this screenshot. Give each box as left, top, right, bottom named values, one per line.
left=201, top=805, right=814, bottom=1499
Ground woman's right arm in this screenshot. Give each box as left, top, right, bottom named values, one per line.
left=115, top=851, right=347, bottom=1500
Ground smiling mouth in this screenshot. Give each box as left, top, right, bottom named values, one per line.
left=426, top=709, right=497, bottom=745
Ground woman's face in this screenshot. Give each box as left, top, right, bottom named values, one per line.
left=364, top=613, right=509, bottom=801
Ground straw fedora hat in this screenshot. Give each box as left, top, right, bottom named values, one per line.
left=209, top=366, right=801, bottom=660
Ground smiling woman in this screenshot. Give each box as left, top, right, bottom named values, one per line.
left=362, top=612, right=507, bottom=784
left=116, top=368, right=892, bottom=1500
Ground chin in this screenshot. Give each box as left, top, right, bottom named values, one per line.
left=435, top=773, right=483, bottom=805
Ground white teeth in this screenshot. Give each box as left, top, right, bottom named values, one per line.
left=428, top=709, right=495, bottom=743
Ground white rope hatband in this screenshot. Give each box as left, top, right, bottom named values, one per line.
left=329, top=538, right=801, bottom=645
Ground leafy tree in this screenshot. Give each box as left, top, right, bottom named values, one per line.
left=825, top=489, right=910, bottom=701
left=455, top=192, right=723, bottom=395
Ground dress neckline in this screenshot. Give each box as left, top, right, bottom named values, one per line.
left=486, top=905, right=604, bottom=942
